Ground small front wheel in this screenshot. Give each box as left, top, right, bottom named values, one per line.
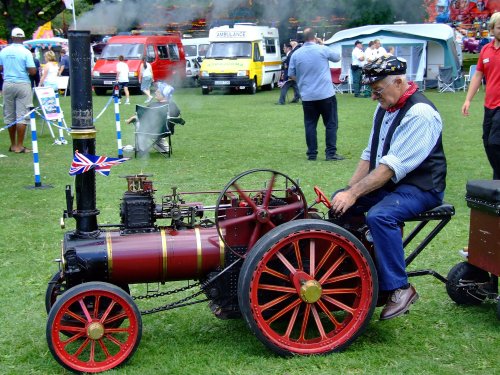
left=47, top=282, right=142, bottom=373
left=247, top=79, right=257, bottom=95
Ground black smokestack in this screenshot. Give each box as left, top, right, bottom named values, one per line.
left=68, top=30, right=99, bottom=236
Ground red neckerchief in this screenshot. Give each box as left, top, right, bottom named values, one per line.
left=386, top=81, right=418, bottom=113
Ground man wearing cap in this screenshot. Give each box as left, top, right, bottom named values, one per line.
left=351, top=40, right=365, bottom=98
left=288, top=27, right=343, bottom=161
left=0, top=27, right=37, bottom=153
left=330, top=55, right=447, bottom=320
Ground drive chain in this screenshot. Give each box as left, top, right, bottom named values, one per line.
left=132, top=281, right=207, bottom=315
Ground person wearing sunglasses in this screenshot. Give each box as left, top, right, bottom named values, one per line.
left=329, top=55, right=447, bottom=321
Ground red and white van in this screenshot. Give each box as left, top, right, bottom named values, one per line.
left=92, top=34, right=186, bottom=95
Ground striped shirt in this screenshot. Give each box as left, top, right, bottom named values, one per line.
left=361, top=102, right=443, bottom=183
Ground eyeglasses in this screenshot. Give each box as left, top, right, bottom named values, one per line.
left=371, top=79, right=394, bottom=98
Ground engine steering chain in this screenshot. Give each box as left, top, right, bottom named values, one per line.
left=133, top=258, right=242, bottom=315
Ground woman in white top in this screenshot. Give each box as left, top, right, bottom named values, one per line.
left=39, top=50, right=59, bottom=91
left=139, top=56, right=154, bottom=103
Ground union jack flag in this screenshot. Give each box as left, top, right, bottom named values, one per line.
left=69, top=150, right=129, bottom=176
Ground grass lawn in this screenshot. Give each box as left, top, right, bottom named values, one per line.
left=0, top=85, right=498, bottom=374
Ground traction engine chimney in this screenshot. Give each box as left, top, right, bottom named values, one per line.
left=68, top=30, right=99, bottom=236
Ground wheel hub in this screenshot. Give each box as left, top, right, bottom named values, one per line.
left=87, top=322, right=105, bottom=340
left=300, top=279, right=322, bottom=303
left=256, top=208, right=270, bottom=223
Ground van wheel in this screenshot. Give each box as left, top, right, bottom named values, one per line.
left=94, top=87, right=107, bottom=96
left=202, top=87, right=210, bottom=95
left=247, top=79, right=257, bottom=95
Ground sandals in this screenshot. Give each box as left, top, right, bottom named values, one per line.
left=14, top=147, right=32, bottom=154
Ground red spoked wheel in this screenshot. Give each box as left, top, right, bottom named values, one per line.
left=47, top=282, right=142, bottom=373
left=238, top=219, right=378, bottom=355
left=215, top=169, right=307, bottom=255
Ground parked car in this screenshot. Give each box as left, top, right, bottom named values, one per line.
left=185, top=57, right=200, bottom=87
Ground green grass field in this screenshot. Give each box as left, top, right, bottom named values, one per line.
left=0, top=86, right=498, bottom=374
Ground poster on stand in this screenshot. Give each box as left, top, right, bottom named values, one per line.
left=34, top=87, right=60, bottom=121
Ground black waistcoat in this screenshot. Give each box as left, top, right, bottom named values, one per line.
left=369, top=91, right=447, bottom=192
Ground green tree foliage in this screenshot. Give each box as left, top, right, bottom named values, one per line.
left=332, top=0, right=428, bottom=28
left=0, top=0, right=65, bottom=40
left=0, top=0, right=98, bottom=40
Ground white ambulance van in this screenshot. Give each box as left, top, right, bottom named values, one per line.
left=182, top=37, right=210, bottom=61
left=199, top=23, right=281, bottom=95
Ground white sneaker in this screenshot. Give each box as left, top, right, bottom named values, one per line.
left=145, top=96, right=152, bottom=103
left=118, top=100, right=122, bottom=104
left=125, top=100, right=130, bottom=105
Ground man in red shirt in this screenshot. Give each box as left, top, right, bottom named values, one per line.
left=462, top=12, right=500, bottom=179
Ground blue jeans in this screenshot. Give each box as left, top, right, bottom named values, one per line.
left=302, top=96, right=338, bottom=159
left=343, top=184, right=443, bottom=291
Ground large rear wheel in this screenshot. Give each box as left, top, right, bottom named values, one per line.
left=47, top=282, right=142, bottom=373
left=238, top=219, right=378, bottom=356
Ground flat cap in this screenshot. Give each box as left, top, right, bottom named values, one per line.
left=362, top=55, right=407, bottom=84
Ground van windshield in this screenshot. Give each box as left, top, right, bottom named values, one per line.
left=101, top=43, right=144, bottom=60
left=206, top=42, right=252, bottom=58
left=184, top=45, right=197, bottom=57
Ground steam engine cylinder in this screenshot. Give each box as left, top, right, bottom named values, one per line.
left=62, top=228, right=225, bottom=285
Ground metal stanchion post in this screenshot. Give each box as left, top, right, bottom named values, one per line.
left=26, top=107, right=52, bottom=189
left=113, top=83, right=123, bottom=158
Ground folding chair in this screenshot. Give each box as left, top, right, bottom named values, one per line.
left=437, top=66, right=463, bottom=93
left=330, top=68, right=345, bottom=94
left=134, top=104, right=174, bottom=158
left=464, top=64, right=482, bottom=91
left=340, top=72, right=352, bottom=94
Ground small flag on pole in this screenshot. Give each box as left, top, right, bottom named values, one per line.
left=69, top=150, right=129, bottom=176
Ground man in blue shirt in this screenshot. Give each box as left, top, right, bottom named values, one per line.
left=288, top=28, right=343, bottom=161
left=0, top=27, right=37, bottom=153
left=330, top=55, right=446, bottom=321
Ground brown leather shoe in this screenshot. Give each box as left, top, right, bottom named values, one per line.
left=380, top=285, right=419, bottom=320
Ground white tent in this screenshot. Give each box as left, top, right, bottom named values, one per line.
left=23, top=37, right=69, bottom=64
left=324, top=24, right=462, bottom=88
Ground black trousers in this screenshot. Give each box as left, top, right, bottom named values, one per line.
left=483, top=106, right=500, bottom=179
